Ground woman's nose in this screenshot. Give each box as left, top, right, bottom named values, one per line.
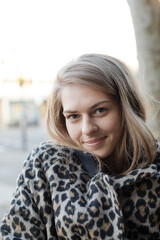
left=82, top=117, right=98, bottom=135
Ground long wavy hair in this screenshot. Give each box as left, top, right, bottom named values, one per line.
left=46, top=53, right=157, bottom=175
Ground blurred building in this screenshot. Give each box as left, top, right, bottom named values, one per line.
left=0, top=76, right=52, bottom=127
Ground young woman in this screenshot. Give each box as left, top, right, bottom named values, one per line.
left=1, top=54, right=160, bottom=240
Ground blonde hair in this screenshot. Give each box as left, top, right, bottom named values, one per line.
left=47, top=53, right=157, bottom=175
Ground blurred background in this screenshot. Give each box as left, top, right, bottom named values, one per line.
left=0, top=0, right=159, bottom=223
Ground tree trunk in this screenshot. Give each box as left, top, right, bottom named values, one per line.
left=127, top=0, right=160, bottom=139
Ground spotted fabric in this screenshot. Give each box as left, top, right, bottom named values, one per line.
left=0, top=141, right=160, bottom=240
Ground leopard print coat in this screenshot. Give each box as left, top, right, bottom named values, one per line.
left=0, top=141, right=160, bottom=240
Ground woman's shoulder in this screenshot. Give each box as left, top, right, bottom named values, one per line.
left=22, top=141, right=75, bottom=172
left=29, top=141, right=74, bottom=158
left=16, top=141, right=78, bottom=188
left=23, top=141, right=100, bottom=177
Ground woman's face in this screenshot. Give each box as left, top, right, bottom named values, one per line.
left=61, top=84, right=121, bottom=160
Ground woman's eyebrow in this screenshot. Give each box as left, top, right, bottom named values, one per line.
left=63, top=100, right=111, bottom=114
left=90, top=100, right=111, bottom=109
left=63, top=110, right=79, bottom=114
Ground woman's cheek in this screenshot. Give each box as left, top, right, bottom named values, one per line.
left=66, top=123, right=78, bottom=140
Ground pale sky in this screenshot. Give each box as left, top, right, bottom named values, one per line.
left=0, top=0, right=138, bottom=82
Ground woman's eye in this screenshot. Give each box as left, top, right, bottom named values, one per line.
left=95, top=108, right=105, bottom=114
left=68, top=114, right=79, bottom=120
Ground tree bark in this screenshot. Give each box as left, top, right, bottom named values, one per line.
left=127, top=0, right=160, bottom=139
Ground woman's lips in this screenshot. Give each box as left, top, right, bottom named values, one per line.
left=83, top=137, right=106, bottom=148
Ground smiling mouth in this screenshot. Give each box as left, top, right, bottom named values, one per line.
left=83, top=137, right=106, bottom=148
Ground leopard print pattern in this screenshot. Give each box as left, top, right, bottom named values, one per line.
left=0, top=141, right=160, bottom=240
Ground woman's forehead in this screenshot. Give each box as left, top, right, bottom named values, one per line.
left=61, top=84, right=116, bottom=111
